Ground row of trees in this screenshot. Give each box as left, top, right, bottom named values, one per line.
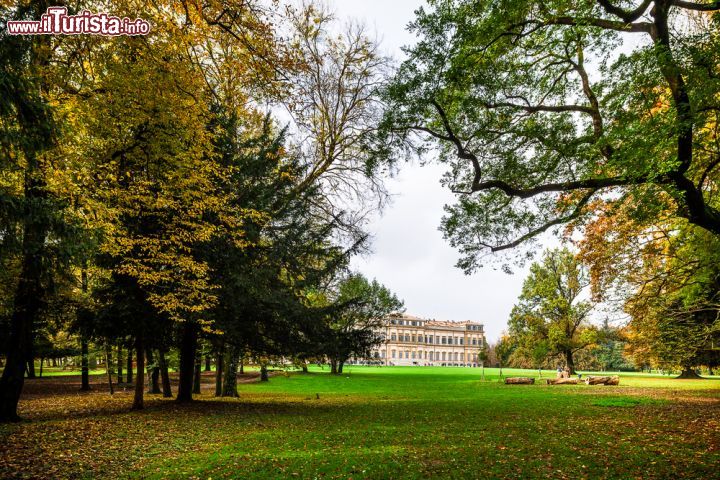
left=496, top=245, right=719, bottom=377
left=0, top=1, right=401, bottom=422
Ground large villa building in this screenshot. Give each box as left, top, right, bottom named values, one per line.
left=365, top=313, right=486, bottom=367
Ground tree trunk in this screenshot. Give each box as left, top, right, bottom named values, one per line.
left=214, top=349, right=224, bottom=397
left=222, top=347, right=238, bottom=397
left=146, top=349, right=160, bottom=394
left=192, top=353, right=201, bottom=395
left=584, top=375, right=620, bottom=385
left=302, top=362, right=308, bottom=373
left=239, top=356, right=244, bottom=374
left=330, top=359, right=337, bottom=374
left=38, top=357, right=43, bottom=378
left=126, top=347, right=133, bottom=385
left=158, top=350, right=172, bottom=398
left=0, top=176, right=50, bottom=422
left=80, top=336, right=91, bottom=391
left=104, top=343, right=114, bottom=395
left=546, top=378, right=579, bottom=385
left=116, top=343, right=123, bottom=384
left=132, top=336, right=144, bottom=410
left=176, top=322, right=198, bottom=403
left=676, top=367, right=703, bottom=379
left=260, top=363, right=269, bottom=382
left=564, top=350, right=576, bottom=375
left=26, top=358, right=36, bottom=379
left=504, top=377, right=535, bottom=384
left=204, top=355, right=211, bottom=372
left=338, top=361, right=344, bottom=374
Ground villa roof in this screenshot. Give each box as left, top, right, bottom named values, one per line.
left=386, top=313, right=483, bottom=328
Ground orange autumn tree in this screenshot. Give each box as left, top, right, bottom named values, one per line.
left=579, top=195, right=720, bottom=377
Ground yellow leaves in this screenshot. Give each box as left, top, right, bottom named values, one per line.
left=647, top=86, right=672, bottom=118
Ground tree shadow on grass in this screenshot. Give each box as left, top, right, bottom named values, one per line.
left=16, top=376, right=339, bottom=423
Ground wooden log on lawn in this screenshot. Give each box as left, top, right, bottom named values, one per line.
left=505, top=377, right=535, bottom=384
left=546, top=378, right=579, bottom=385
left=584, top=375, right=620, bottom=385
left=585, top=376, right=611, bottom=385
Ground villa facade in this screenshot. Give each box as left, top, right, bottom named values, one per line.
left=366, top=313, right=486, bottom=367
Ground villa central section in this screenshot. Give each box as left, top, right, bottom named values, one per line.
left=367, top=314, right=486, bottom=367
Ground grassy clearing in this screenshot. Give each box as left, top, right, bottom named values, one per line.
left=1, top=366, right=718, bottom=479
left=25, top=367, right=108, bottom=377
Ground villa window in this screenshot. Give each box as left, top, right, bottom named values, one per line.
left=391, top=350, right=396, bottom=358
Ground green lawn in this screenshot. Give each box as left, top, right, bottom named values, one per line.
left=27, top=366, right=108, bottom=377
left=1, top=366, right=719, bottom=479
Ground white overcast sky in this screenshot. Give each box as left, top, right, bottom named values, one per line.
left=329, top=0, right=542, bottom=342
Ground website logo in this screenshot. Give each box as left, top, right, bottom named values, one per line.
left=7, top=7, right=151, bottom=36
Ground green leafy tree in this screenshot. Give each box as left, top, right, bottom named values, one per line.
left=375, top=1, right=720, bottom=272
left=324, top=273, right=404, bottom=374
left=201, top=107, right=357, bottom=396
left=477, top=342, right=489, bottom=380
left=508, top=248, right=597, bottom=374
left=495, top=335, right=515, bottom=378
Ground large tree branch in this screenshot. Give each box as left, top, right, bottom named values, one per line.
left=670, top=172, right=720, bottom=235
left=547, top=15, right=653, bottom=33
left=483, top=101, right=596, bottom=115
left=483, top=13, right=652, bottom=53
left=488, top=190, right=595, bottom=252
left=470, top=177, right=639, bottom=198
left=597, top=0, right=653, bottom=22
left=430, top=100, right=484, bottom=187
left=673, top=1, right=720, bottom=11
left=698, top=155, right=720, bottom=190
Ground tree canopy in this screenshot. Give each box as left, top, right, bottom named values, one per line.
left=508, top=248, right=597, bottom=373
left=376, top=0, right=720, bottom=272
